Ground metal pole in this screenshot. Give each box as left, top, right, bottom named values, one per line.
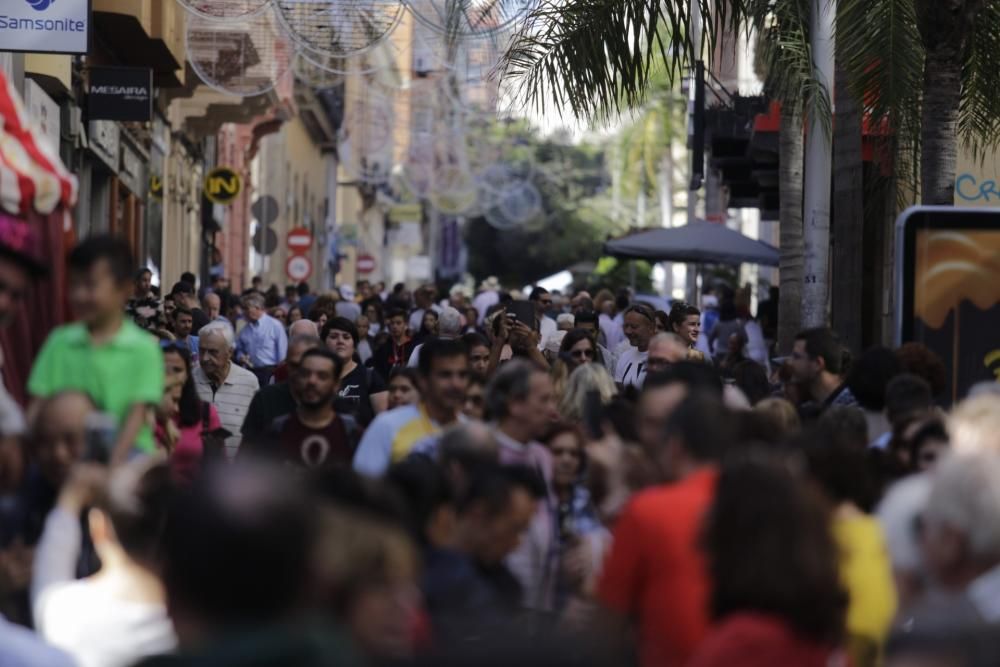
left=801, top=0, right=835, bottom=327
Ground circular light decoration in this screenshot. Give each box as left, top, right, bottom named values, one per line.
left=292, top=52, right=344, bottom=87
left=498, top=180, right=542, bottom=224
left=400, top=135, right=436, bottom=197
left=405, top=0, right=539, bottom=37
left=175, top=0, right=272, bottom=19
left=429, top=165, right=478, bottom=214
left=339, top=87, right=396, bottom=185
left=186, top=9, right=295, bottom=97
left=275, top=0, right=404, bottom=59
left=438, top=31, right=508, bottom=114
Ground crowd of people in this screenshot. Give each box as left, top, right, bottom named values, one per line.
left=1, top=233, right=1000, bottom=666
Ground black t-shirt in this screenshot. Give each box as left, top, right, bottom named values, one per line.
left=240, top=382, right=296, bottom=454
left=335, top=364, right=386, bottom=427
left=272, top=413, right=355, bottom=468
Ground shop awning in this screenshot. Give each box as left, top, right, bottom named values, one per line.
left=0, top=70, right=77, bottom=216
left=604, top=221, right=780, bottom=266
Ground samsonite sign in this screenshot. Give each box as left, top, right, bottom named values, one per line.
left=0, top=0, right=91, bottom=55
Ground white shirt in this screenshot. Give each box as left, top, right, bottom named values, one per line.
left=969, top=562, right=1000, bottom=622
left=599, top=313, right=625, bottom=350
left=193, top=363, right=259, bottom=458
left=538, top=315, right=557, bottom=350
left=33, top=509, right=176, bottom=667
left=615, top=346, right=648, bottom=388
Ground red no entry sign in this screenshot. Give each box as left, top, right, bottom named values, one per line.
left=287, top=228, right=313, bottom=255
left=357, top=254, right=376, bottom=273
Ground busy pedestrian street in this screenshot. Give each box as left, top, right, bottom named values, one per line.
left=1, top=0, right=1000, bottom=666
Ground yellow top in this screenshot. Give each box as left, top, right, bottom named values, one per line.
left=833, top=512, right=898, bottom=667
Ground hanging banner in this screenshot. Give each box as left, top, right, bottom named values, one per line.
left=0, top=0, right=91, bottom=55
left=88, top=66, right=153, bottom=122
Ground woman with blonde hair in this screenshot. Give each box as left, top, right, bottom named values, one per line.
left=559, top=362, right=617, bottom=422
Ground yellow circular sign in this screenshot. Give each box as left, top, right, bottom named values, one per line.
left=203, top=167, right=242, bottom=205
left=149, top=174, right=163, bottom=201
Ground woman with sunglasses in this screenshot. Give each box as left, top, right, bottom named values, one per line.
left=550, top=329, right=604, bottom=405
left=157, top=344, right=225, bottom=483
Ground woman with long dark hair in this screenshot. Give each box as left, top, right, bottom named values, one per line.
left=158, top=344, right=224, bottom=482
left=690, top=450, right=848, bottom=667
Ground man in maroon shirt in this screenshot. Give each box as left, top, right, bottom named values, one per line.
left=267, top=348, right=359, bottom=468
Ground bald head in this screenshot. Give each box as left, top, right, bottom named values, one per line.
left=202, top=292, right=221, bottom=319
left=33, top=391, right=96, bottom=487
left=288, top=318, right=319, bottom=339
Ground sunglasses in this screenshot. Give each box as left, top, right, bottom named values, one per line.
left=625, top=305, right=655, bottom=322
left=570, top=348, right=595, bottom=359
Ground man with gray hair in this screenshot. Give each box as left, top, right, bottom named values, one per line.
left=921, top=452, right=1000, bottom=622
left=407, top=306, right=463, bottom=368
left=487, top=359, right=559, bottom=612
left=235, top=292, right=287, bottom=386
left=646, top=333, right=690, bottom=375
left=193, top=321, right=259, bottom=458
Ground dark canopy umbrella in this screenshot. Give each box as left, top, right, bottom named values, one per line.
left=603, top=221, right=779, bottom=266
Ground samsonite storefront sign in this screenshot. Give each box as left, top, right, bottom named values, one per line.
left=0, top=0, right=91, bottom=55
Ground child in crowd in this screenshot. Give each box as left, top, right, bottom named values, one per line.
left=28, top=236, right=164, bottom=465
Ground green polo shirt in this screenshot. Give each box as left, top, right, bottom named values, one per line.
left=28, top=319, right=164, bottom=452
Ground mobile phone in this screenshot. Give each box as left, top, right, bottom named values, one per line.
left=506, top=300, right=537, bottom=331
left=583, top=389, right=605, bottom=440
left=83, top=412, right=117, bottom=464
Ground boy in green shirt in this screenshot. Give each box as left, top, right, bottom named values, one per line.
left=28, top=236, right=164, bottom=463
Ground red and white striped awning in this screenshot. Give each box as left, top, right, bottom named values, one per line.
left=0, top=69, right=77, bottom=217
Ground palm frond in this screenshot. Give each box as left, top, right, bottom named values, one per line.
left=838, top=0, right=923, bottom=199
left=959, top=1, right=1000, bottom=159
left=754, top=0, right=833, bottom=136
left=498, top=0, right=747, bottom=122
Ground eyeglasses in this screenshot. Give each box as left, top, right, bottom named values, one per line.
left=570, top=349, right=595, bottom=359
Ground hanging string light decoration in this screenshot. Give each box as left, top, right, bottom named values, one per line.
left=275, top=0, right=404, bottom=59
left=186, top=9, right=295, bottom=97
left=175, top=0, right=272, bottom=19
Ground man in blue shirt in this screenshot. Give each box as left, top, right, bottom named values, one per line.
left=236, top=293, right=288, bottom=386
left=172, top=306, right=200, bottom=362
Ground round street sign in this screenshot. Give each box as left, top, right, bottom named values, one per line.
left=286, top=255, right=312, bottom=282
left=149, top=174, right=163, bottom=202
left=204, top=167, right=243, bottom=205
left=356, top=254, right=376, bottom=274
left=287, top=227, right=313, bottom=255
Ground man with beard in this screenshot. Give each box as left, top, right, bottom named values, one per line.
left=354, top=338, right=469, bottom=477
left=266, top=349, right=359, bottom=469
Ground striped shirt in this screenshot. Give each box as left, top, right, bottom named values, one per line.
left=193, top=363, right=259, bottom=458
